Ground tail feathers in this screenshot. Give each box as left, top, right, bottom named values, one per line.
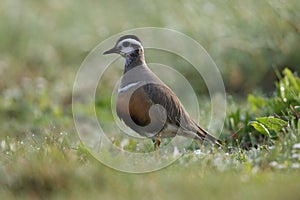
left=196, top=125, right=223, bottom=147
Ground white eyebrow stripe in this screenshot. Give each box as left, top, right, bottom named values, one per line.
left=118, top=81, right=143, bottom=93
left=118, top=38, right=142, bottom=47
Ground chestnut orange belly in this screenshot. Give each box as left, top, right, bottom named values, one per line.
left=116, top=84, right=166, bottom=137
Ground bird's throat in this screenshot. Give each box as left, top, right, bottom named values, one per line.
left=124, top=52, right=145, bottom=74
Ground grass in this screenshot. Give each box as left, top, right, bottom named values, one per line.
left=1, top=130, right=300, bottom=199
left=1, top=69, right=299, bottom=199
left=0, top=0, right=300, bottom=199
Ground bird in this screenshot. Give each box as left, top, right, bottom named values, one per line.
left=103, top=35, right=223, bottom=150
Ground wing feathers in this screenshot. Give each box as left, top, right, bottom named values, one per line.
left=143, top=83, right=223, bottom=146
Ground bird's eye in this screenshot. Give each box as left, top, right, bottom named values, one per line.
left=123, top=41, right=130, bottom=47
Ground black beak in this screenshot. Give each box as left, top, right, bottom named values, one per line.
left=103, top=47, right=119, bottom=55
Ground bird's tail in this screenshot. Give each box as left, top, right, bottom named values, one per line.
left=195, top=124, right=223, bottom=147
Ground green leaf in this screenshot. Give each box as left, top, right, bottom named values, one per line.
left=247, top=94, right=266, bottom=112
left=248, top=121, right=270, bottom=137
left=283, top=68, right=299, bottom=91
left=256, top=117, right=288, bottom=132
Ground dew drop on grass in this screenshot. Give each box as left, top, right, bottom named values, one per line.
left=172, top=146, right=180, bottom=158
left=269, top=161, right=278, bottom=167
left=292, top=153, right=300, bottom=160
left=120, top=138, right=129, bottom=149
left=292, top=143, right=300, bottom=149
left=291, top=163, right=300, bottom=169
left=1, top=140, right=6, bottom=150
left=9, top=143, right=16, bottom=152
left=269, top=146, right=275, bottom=150
left=277, top=164, right=286, bottom=169
left=194, top=149, right=200, bottom=155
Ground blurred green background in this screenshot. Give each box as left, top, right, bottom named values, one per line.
left=0, top=0, right=300, bottom=199
left=1, top=0, right=299, bottom=95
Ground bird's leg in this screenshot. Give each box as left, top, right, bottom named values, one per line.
left=152, top=133, right=161, bottom=161
left=154, top=133, right=161, bottom=151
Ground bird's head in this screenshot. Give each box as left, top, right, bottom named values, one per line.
left=103, top=35, right=144, bottom=57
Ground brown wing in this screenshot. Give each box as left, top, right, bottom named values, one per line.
left=142, top=83, right=190, bottom=128
left=143, top=83, right=223, bottom=146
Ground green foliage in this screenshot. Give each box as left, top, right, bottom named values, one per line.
left=248, top=120, right=271, bottom=137
left=225, top=68, right=300, bottom=148
left=249, top=117, right=288, bottom=139
left=249, top=68, right=300, bottom=115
